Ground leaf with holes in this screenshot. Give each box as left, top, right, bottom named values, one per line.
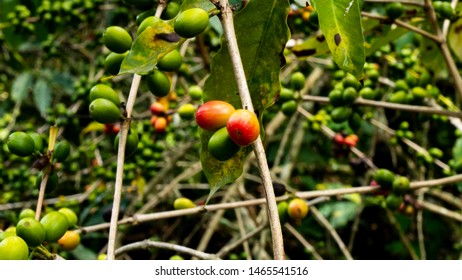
left=311, top=0, right=365, bottom=79
left=201, top=0, right=290, bottom=201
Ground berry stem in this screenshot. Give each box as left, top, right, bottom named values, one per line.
left=217, top=0, right=285, bottom=260
left=106, top=74, right=141, bottom=260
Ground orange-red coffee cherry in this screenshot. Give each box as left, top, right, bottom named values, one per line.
left=287, top=198, right=309, bottom=220
left=226, top=109, right=260, bottom=147
left=195, top=100, right=235, bottom=131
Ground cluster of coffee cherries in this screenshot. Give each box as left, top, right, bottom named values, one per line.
left=195, top=100, right=260, bottom=161
left=0, top=207, right=80, bottom=260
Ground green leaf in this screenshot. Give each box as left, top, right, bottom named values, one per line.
left=119, top=0, right=215, bottom=75
left=119, top=21, right=184, bottom=75
left=364, top=20, right=409, bottom=56
left=33, top=78, right=52, bottom=117
left=11, top=72, right=33, bottom=102
left=201, top=0, right=290, bottom=200
left=319, top=201, right=358, bottom=228
left=448, top=17, right=462, bottom=62
left=311, top=0, right=365, bottom=79
left=290, top=34, right=330, bottom=58
left=69, top=244, right=97, bottom=260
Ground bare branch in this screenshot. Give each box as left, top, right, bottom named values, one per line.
left=115, top=240, right=220, bottom=260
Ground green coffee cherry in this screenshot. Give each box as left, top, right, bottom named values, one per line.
left=28, top=132, right=43, bottom=153
left=290, top=71, right=305, bottom=90
left=40, top=211, right=70, bottom=242
left=0, top=231, right=15, bottom=243
left=342, top=74, right=361, bottom=90
left=281, top=100, right=297, bottom=116
left=328, top=89, right=344, bottom=107
left=89, top=98, right=121, bottom=124
left=359, top=87, right=376, bottom=100
left=53, top=141, right=71, bottom=162
left=279, top=88, right=295, bottom=101
left=374, top=169, right=395, bottom=190
left=157, top=49, right=183, bottom=72
left=342, top=87, right=358, bottom=106
left=102, top=26, right=132, bottom=54
left=16, top=218, right=46, bottom=247
left=385, top=194, right=403, bottom=210
left=7, top=132, right=35, bottom=157
left=277, top=201, right=289, bottom=224
left=188, top=85, right=203, bottom=100
left=114, top=130, right=139, bottom=158
left=0, top=236, right=29, bottom=260
left=174, top=8, right=209, bottom=38
left=392, top=175, right=410, bottom=194
left=208, top=127, right=241, bottom=161
left=104, top=52, right=128, bottom=76
left=173, top=197, right=196, bottom=210
left=330, top=107, right=352, bottom=123
left=89, top=84, right=120, bottom=106
left=58, top=208, right=78, bottom=228
left=136, top=10, right=154, bottom=25
left=19, top=209, right=36, bottom=220
left=146, top=70, right=171, bottom=97
left=137, top=16, right=161, bottom=36
left=178, top=104, right=196, bottom=120
left=385, top=2, right=404, bottom=19
left=161, top=1, right=180, bottom=20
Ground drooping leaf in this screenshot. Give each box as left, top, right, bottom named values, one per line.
left=11, top=72, right=33, bottom=103
left=119, top=0, right=215, bottom=75
left=448, top=17, right=462, bottom=62
left=201, top=0, right=290, bottom=200
left=310, top=0, right=365, bottom=79
left=33, top=78, right=52, bottom=117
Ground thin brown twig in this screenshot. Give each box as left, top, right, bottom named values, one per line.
left=364, top=0, right=425, bottom=6
left=216, top=222, right=267, bottom=259
left=386, top=209, right=420, bottom=260
left=137, top=162, right=202, bottom=214
left=361, top=11, right=442, bottom=43
left=115, top=240, right=220, bottom=260
left=217, top=0, right=284, bottom=260
left=370, top=119, right=451, bottom=171
left=423, top=0, right=462, bottom=99
left=0, top=180, right=99, bottom=211
left=234, top=201, right=252, bottom=260
left=416, top=190, right=427, bottom=259
left=310, top=206, right=353, bottom=260
left=302, top=95, right=462, bottom=119
left=427, top=189, right=462, bottom=209
left=107, top=74, right=142, bottom=260
left=297, top=106, right=378, bottom=170
left=77, top=173, right=462, bottom=234
left=284, top=223, right=323, bottom=260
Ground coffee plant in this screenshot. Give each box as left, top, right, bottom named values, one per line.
left=1, top=0, right=462, bottom=260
